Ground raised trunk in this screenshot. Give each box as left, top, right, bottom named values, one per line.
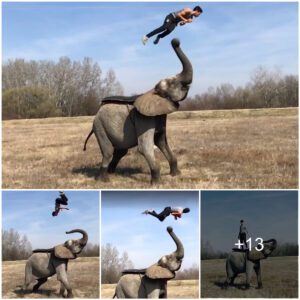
left=167, top=226, right=184, bottom=259
left=66, top=229, right=88, bottom=246
left=171, top=39, right=193, bottom=85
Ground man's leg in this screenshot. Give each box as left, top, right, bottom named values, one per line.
left=153, top=23, right=177, bottom=44
left=156, top=207, right=172, bottom=221
left=147, top=210, right=161, bottom=220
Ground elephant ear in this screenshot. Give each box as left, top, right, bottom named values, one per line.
left=54, top=245, right=76, bottom=259
left=247, top=249, right=265, bottom=261
left=145, top=263, right=175, bottom=280
left=134, top=90, right=179, bottom=117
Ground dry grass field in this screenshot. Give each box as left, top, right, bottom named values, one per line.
left=2, top=257, right=99, bottom=298
left=3, top=107, right=298, bottom=189
left=101, top=279, right=199, bottom=298
left=201, top=256, right=298, bottom=298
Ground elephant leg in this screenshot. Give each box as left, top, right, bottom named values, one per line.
left=138, top=128, right=160, bottom=184
left=56, top=264, right=73, bottom=298
left=108, top=149, right=128, bottom=173
left=33, top=277, right=48, bottom=292
left=93, top=120, right=114, bottom=181
left=254, top=261, right=262, bottom=289
left=159, top=282, right=167, bottom=298
left=229, top=274, right=237, bottom=285
left=23, top=262, right=35, bottom=291
left=154, top=132, right=179, bottom=176
left=245, top=262, right=254, bottom=289
left=59, top=282, right=66, bottom=297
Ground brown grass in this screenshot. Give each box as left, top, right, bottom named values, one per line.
left=2, top=107, right=298, bottom=188
left=201, top=256, right=298, bottom=298
left=101, top=279, right=199, bottom=298
left=2, top=257, right=99, bottom=298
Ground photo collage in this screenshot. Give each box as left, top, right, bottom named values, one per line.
left=2, top=1, right=298, bottom=299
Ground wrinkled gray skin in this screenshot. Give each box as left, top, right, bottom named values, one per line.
left=23, top=229, right=88, bottom=298
left=84, top=38, right=193, bottom=184
left=224, top=239, right=277, bottom=289
left=114, top=227, right=184, bottom=298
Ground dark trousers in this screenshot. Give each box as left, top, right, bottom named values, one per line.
left=56, top=195, right=68, bottom=206
left=148, top=207, right=172, bottom=222
left=146, top=14, right=177, bottom=39
left=240, top=233, right=247, bottom=249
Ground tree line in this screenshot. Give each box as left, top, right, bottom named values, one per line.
left=3, top=57, right=123, bottom=119
left=182, top=66, right=298, bottom=111
left=2, top=229, right=99, bottom=261
left=3, top=59, right=297, bottom=119
left=201, top=240, right=298, bottom=260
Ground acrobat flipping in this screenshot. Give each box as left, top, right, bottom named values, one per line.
left=52, top=191, right=69, bottom=217
left=142, top=206, right=190, bottom=222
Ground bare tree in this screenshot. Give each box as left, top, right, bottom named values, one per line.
left=101, top=243, right=133, bottom=284
left=2, top=229, right=32, bottom=261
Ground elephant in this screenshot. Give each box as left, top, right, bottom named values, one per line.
left=223, top=239, right=277, bottom=289
left=113, top=226, right=184, bottom=298
left=22, top=229, right=88, bottom=298
left=83, top=38, right=193, bottom=184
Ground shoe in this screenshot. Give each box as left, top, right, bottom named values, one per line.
left=153, top=37, right=160, bottom=45
left=142, top=36, right=148, bottom=45
left=142, top=209, right=154, bottom=214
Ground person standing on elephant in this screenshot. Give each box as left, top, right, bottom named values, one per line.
left=142, top=6, right=203, bottom=45
left=238, top=219, right=249, bottom=249
left=142, top=206, right=190, bottom=221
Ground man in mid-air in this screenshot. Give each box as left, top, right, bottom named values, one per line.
left=52, top=191, right=69, bottom=217
left=142, top=6, right=203, bottom=45
left=142, top=206, right=190, bottom=222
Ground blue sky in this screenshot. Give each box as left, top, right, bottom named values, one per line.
left=101, top=191, right=199, bottom=269
left=2, top=191, right=99, bottom=248
left=2, top=2, right=298, bottom=96
left=201, top=191, right=298, bottom=252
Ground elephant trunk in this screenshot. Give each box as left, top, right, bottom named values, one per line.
left=167, top=226, right=184, bottom=259
left=171, top=38, right=193, bottom=85
left=66, top=229, right=88, bottom=246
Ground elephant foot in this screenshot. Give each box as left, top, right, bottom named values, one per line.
left=66, top=291, right=74, bottom=298
left=170, top=168, right=181, bottom=176
left=221, top=281, right=229, bottom=290
left=96, top=167, right=110, bottom=182
left=244, top=284, right=250, bottom=290
left=150, top=169, right=160, bottom=185
left=256, top=284, right=263, bottom=289
left=107, top=166, right=116, bottom=174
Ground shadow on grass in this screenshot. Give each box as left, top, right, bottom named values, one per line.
left=14, top=287, right=57, bottom=297
left=214, top=281, right=248, bottom=290
left=72, top=165, right=144, bottom=179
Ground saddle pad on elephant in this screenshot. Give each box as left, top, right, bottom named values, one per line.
left=101, top=95, right=142, bottom=104
left=122, top=268, right=147, bottom=274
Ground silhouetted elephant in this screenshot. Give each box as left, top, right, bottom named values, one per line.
left=224, top=239, right=277, bottom=289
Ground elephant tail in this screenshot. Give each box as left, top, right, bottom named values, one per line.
left=83, top=129, right=94, bottom=151
left=112, top=292, right=116, bottom=298
left=32, top=248, right=54, bottom=253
